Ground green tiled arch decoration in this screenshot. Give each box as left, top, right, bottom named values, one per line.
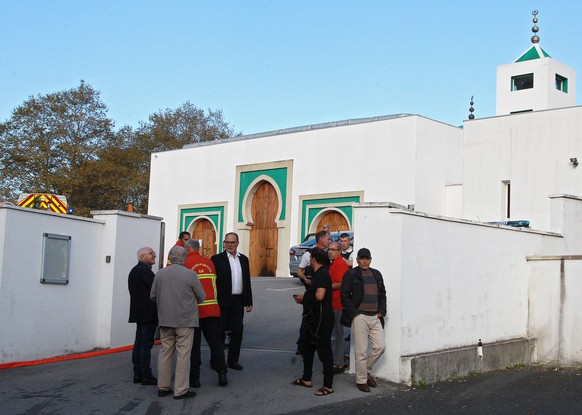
left=238, top=167, right=287, bottom=222
left=179, top=205, right=225, bottom=244
left=300, top=195, right=360, bottom=240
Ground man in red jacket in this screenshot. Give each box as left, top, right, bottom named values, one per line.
left=167, top=231, right=191, bottom=265
left=328, top=241, right=349, bottom=373
left=184, top=239, right=228, bottom=387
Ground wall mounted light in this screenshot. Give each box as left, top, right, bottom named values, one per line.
left=570, top=157, right=578, bottom=167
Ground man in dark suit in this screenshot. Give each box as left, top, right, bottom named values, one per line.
left=211, top=232, right=253, bottom=371
left=128, top=247, right=158, bottom=385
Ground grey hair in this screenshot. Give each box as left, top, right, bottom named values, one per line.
left=185, top=239, right=200, bottom=250
left=224, top=232, right=239, bottom=242
left=168, top=246, right=187, bottom=265
left=137, top=247, right=154, bottom=261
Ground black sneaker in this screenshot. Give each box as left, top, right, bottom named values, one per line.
left=174, top=390, right=196, bottom=400
left=158, top=388, right=172, bottom=397
left=141, top=376, right=157, bottom=385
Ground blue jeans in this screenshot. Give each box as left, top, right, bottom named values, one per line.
left=132, top=322, right=157, bottom=377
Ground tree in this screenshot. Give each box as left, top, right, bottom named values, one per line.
left=79, top=126, right=151, bottom=213
left=136, top=101, right=238, bottom=152
left=113, top=102, right=241, bottom=213
left=1, top=85, right=240, bottom=216
left=0, top=81, right=115, bottom=216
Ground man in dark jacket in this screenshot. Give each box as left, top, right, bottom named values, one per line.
left=340, top=248, right=386, bottom=393
left=211, top=232, right=253, bottom=371
left=128, top=247, right=158, bottom=385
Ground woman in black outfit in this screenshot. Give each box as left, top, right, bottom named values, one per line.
left=292, top=248, right=334, bottom=396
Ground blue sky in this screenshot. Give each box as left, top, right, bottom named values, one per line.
left=1, top=1, right=580, bottom=135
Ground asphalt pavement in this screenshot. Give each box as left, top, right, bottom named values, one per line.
left=1, top=277, right=580, bottom=415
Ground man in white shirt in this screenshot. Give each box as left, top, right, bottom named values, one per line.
left=211, top=232, right=253, bottom=371
left=339, top=233, right=353, bottom=267
left=297, top=230, right=331, bottom=286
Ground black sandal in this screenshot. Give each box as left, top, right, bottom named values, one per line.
left=315, top=386, right=334, bottom=396
left=292, top=378, right=313, bottom=388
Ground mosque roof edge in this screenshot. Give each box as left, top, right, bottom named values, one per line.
left=179, top=113, right=462, bottom=151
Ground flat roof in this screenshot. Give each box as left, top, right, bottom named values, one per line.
left=182, top=113, right=414, bottom=150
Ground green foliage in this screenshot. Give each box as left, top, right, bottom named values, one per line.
left=0, top=83, right=239, bottom=216
left=110, top=102, right=240, bottom=213
left=412, top=379, right=428, bottom=388
left=0, top=81, right=114, bottom=216
left=138, top=101, right=237, bottom=153
left=447, top=374, right=464, bottom=382
left=505, top=362, right=526, bottom=370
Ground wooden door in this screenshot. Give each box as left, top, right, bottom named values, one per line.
left=249, top=182, right=279, bottom=276
left=192, top=218, right=217, bottom=258
left=316, top=211, right=349, bottom=232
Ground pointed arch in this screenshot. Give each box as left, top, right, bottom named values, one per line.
left=241, top=175, right=283, bottom=227
left=247, top=180, right=279, bottom=276
left=312, top=209, right=350, bottom=233
left=189, top=216, right=218, bottom=258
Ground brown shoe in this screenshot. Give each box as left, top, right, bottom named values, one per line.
left=367, top=373, right=377, bottom=387
left=357, top=383, right=371, bottom=393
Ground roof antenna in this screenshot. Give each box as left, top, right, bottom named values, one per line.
left=468, top=96, right=475, bottom=120
left=531, top=10, right=540, bottom=44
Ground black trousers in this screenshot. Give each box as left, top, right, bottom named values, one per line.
left=220, top=294, right=245, bottom=365
left=299, top=316, right=334, bottom=389
left=190, top=317, right=227, bottom=381
left=131, top=322, right=156, bottom=377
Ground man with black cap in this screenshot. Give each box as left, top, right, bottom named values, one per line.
left=340, top=248, right=386, bottom=393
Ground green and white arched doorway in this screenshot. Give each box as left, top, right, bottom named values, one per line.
left=190, top=217, right=217, bottom=258
left=235, top=161, right=293, bottom=277
left=178, top=203, right=226, bottom=258
left=299, top=192, right=364, bottom=240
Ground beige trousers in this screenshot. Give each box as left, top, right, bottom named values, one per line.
left=157, top=327, right=194, bottom=397
left=352, top=313, right=386, bottom=384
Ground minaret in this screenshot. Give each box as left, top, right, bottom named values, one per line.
left=495, top=11, right=576, bottom=116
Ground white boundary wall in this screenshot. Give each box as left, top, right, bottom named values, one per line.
left=2, top=196, right=580, bottom=378
left=0, top=205, right=162, bottom=363
left=352, top=195, right=582, bottom=384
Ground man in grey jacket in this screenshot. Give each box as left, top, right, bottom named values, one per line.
left=151, top=246, right=206, bottom=400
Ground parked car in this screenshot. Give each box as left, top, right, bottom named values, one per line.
left=289, top=231, right=353, bottom=276
left=302, top=233, right=316, bottom=243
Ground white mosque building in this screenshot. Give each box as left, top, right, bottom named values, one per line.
left=148, top=14, right=579, bottom=278
left=148, top=13, right=582, bottom=383
left=1, top=12, right=579, bottom=384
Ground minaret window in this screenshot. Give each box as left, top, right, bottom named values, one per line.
left=555, top=74, right=568, bottom=93
left=511, top=73, right=534, bottom=91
